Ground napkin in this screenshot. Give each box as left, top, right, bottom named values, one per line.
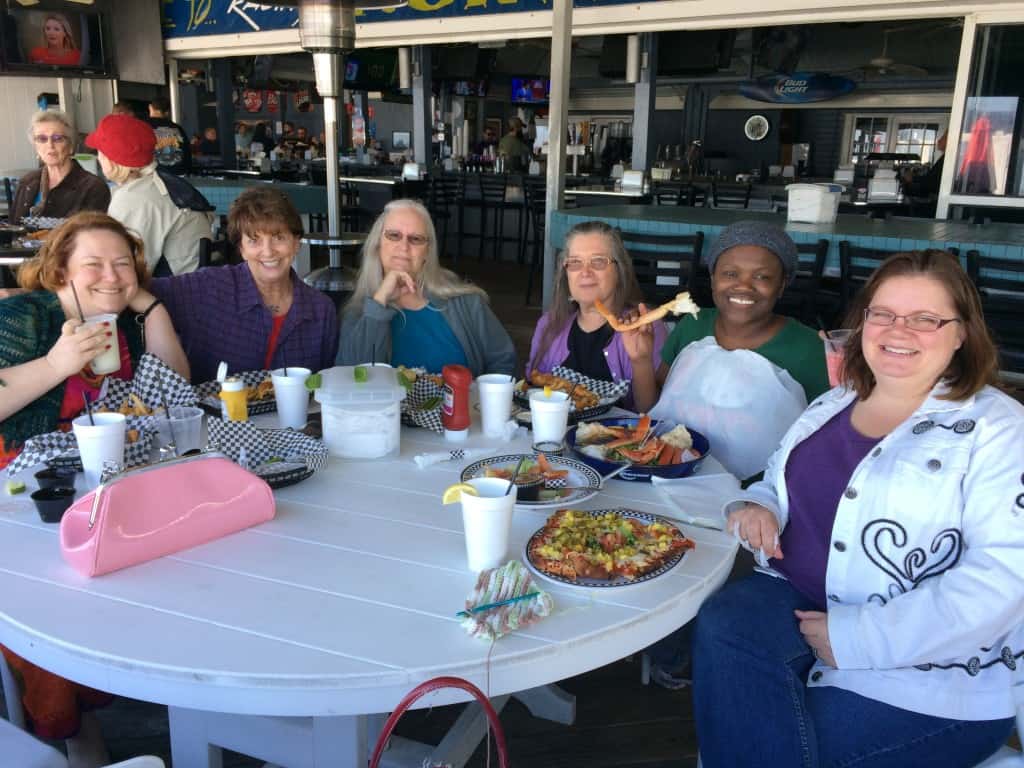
left=461, top=560, right=553, bottom=641
left=651, top=472, right=740, bottom=530
left=413, top=446, right=494, bottom=469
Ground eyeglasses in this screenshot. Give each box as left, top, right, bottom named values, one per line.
left=383, top=229, right=429, bottom=247
left=864, top=307, right=961, bottom=332
left=33, top=134, right=67, bottom=145
left=564, top=256, right=612, bottom=272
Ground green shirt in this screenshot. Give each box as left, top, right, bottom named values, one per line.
left=660, top=308, right=829, bottom=402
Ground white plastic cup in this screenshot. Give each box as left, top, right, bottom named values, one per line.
left=271, top=367, right=312, bottom=429
left=461, top=476, right=517, bottom=572
left=72, top=412, right=126, bottom=488
left=476, top=374, right=514, bottom=438
left=78, top=313, right=120, bottom=375
left=154, top=406, right=204, bottom=455
left=529, top=390, right=571, bottom=445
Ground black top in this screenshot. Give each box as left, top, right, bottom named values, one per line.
left=562, top=319, right=614, bottom=381
left=11, top=160, right=111, bottom=223
left=148, top=117, right=192, bottom=176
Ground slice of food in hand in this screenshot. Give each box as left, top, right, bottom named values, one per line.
left=442, top=482, right=480, bottom=505
left=594, top=291, right=699, bottom=333
left=5, top=479, right=25, bottom=495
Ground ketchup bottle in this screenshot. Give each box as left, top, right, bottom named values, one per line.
left=442, top=364, right=472, bottom=441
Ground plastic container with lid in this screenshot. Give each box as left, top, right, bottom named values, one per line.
left=314, top=365, right=408, bottom=459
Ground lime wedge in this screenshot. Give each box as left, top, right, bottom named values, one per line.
left=442, top=482, right=479, bottom=505
left=354, top=366, right=368, bottom=383
left=304, top=373, right=322, bottom=391
left=5, top=480, right=25, bottom=496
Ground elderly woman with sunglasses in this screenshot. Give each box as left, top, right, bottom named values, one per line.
left=692, top=250, right=1024, bottom=768
left=526, top=220, right=666, bottom=411
left=11, top=110, right=110, bottom=223
left=338, top=199, right=515, bottom=376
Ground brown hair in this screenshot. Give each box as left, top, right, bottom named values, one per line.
left=227, top=187, right=303, bottom=246
left=840, top=249, right=998, bottom=401
left=18, top=211, right=147, bottom=291
left=528, top=221, right=644, bottom=373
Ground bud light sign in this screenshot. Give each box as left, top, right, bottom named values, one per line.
left=739, top=73, right=856, bottom=104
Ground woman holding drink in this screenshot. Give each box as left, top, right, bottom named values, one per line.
left=693, top=250, right=1024, bottom=767
left=0, top=212, right=187, bottom=767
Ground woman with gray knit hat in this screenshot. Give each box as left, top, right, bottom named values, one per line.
left=649, top=220, right=828, bottom=482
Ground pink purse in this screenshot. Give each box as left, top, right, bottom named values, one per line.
left=60, top=453, right=275, bottom=577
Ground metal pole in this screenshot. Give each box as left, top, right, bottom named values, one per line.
left=543, top=0, right=572, bottom=309
left=313, top=51, right=344, bottom=243
left=412, top=46, right=432, bottom=166
left=168, top=59, right=181, bottom=123
left=631, top=32, right=657, bottom=172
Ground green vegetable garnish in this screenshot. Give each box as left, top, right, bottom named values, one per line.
left=304, top=373, right=322, bottom=391
left=353, top=366, right=368, bottom=383
left=397, top=369, right=414, bottom=390
left=5, top=480, right=25, bottom=496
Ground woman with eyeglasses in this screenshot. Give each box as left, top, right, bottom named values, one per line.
left=11, top=110, right=110, bottom=223
left=338, top=198, right=515, bottom=375
left=650, top=221, right=829, bottom=482
left=526, top=220, right=666, bottom=411
left=148, top=187, right=339, bottom=382
left=692, top=249, right=1024, bottom=768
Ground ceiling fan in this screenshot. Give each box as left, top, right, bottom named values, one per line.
left=856, top=27, right=929, bottom=78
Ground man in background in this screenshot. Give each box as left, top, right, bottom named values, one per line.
left=147, top=96, right=192, bottom=176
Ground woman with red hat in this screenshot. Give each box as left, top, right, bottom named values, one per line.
left=86, top=113, right=215, bottom=276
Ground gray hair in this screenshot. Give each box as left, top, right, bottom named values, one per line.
left=27, top=109, right=75, bottom=145
left=344, top=198, right=485, bottom=316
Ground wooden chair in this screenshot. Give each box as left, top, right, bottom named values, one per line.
left=618, top=230, right=706, bottom=308
left=775, top=239, right=831, bottom=326
left=837, top=241, right=903, bottom=313
left=967, top=249, right=1024, bottom=373
left=710, top=181, right=751, bottom=209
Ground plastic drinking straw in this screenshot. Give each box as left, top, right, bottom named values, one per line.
left=69, top=280, right=85, bottom=322
left=82, top=391, right=95, bottom=425
left=505, top=455, right=527, bottom=496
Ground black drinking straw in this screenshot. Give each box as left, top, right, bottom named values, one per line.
left=371, top=344, right=376, bottom=366
left=82, top=391, right=95, bottom=426
left=69, top=280, right=86, bottom=322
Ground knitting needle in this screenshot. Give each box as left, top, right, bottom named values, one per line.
left=455, top=592, right=541, bottom=618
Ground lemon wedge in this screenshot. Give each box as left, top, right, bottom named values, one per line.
left=543, top=385, right=552, bottom=398
left=442, top=482, right=479, bottom=505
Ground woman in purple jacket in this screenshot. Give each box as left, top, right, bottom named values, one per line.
left=527, top=221, right=666, bottom=411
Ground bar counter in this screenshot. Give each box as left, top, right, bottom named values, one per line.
left=188, top=177, right=329, bottom=216
left=550, top=206, right=1024, bottom=273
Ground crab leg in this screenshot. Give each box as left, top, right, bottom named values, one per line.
left=594, top=292, right=699, bottom=333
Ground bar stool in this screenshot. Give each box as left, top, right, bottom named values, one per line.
left=523, top=176, right=547, bottom=305
left=478, top=173, right=511, bottom=261
left=427, top=173, right=463, bottom=262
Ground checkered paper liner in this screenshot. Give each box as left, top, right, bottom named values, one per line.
left=207, top=418, right=328, bottom=478
left=514, top=366, right=630, bottom=418
left=6, top=422, right=154, bottom=476
left=20, top=216, right=66, bottom=230
left=400, top=373, right=444, bottom=434
left=196, top=370, right=277, bottom=415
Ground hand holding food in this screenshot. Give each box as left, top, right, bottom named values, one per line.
left=619, top=302, right=655, bottom=361
left=594, top=292, right=699, bottom=333
left=45, top=319, right=111, bottom=379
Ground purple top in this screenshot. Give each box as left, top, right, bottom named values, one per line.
left=527, top=310, right=667, bottom=410
left=776, top=402, right=881, bottom=609
left=151, top=262, right=339, bottom=383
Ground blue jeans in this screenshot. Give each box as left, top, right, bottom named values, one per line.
left=692, top=573, right=1014, bottom=768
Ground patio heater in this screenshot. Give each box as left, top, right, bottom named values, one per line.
left=294, top=0, right=405, bottom=299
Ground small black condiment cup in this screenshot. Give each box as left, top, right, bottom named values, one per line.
left=35, top=467, right=77, bottom=490
left=31, top=487, right=76, bottom=524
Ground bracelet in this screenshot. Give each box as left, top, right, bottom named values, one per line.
left=138, top=298, right=163, bottom=322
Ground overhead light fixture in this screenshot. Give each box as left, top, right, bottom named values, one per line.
left=625, top=34, right=640, bottom=83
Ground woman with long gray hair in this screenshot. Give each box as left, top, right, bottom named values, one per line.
left=527, top=220, right=666, bottom=411
left=338, top=199, right=515, bottom=375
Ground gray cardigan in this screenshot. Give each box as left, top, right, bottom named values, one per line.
left=337, top=292, right=516, bottom=376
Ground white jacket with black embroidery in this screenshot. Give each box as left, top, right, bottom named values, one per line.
left=738, top=382, right=1024, bottom=721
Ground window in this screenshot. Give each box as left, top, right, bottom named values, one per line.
left=844, top=114, right=948, bottom=164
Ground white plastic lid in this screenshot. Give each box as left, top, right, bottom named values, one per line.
left=314, top=365, right=408, bottom=407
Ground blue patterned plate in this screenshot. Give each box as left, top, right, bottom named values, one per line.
left=566, top=417, right=710, bottom=482
left=460, top=453, right=602, bottom=509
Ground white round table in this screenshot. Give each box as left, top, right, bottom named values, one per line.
left=0, top=423, right=738, bottom=767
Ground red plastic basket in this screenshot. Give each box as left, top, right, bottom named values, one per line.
left=369, top=676, right=509, bottom=768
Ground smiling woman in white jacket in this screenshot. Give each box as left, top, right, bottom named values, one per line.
left=692, top=249, right=1024, bottom=768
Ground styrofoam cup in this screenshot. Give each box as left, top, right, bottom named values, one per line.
left=529, top=390, right=570, bottom=444
left=271, top=367, right=312, bottom=429
left=477, top=374, right=514, bottom=438
left=461, top=477, right=516, bottom=572
left=72, top=412, right=126, bottom=488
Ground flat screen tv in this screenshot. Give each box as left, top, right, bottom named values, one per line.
left=511, top=77, right=549, bottom=104
left=1, top=0, right=113, bottom=78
